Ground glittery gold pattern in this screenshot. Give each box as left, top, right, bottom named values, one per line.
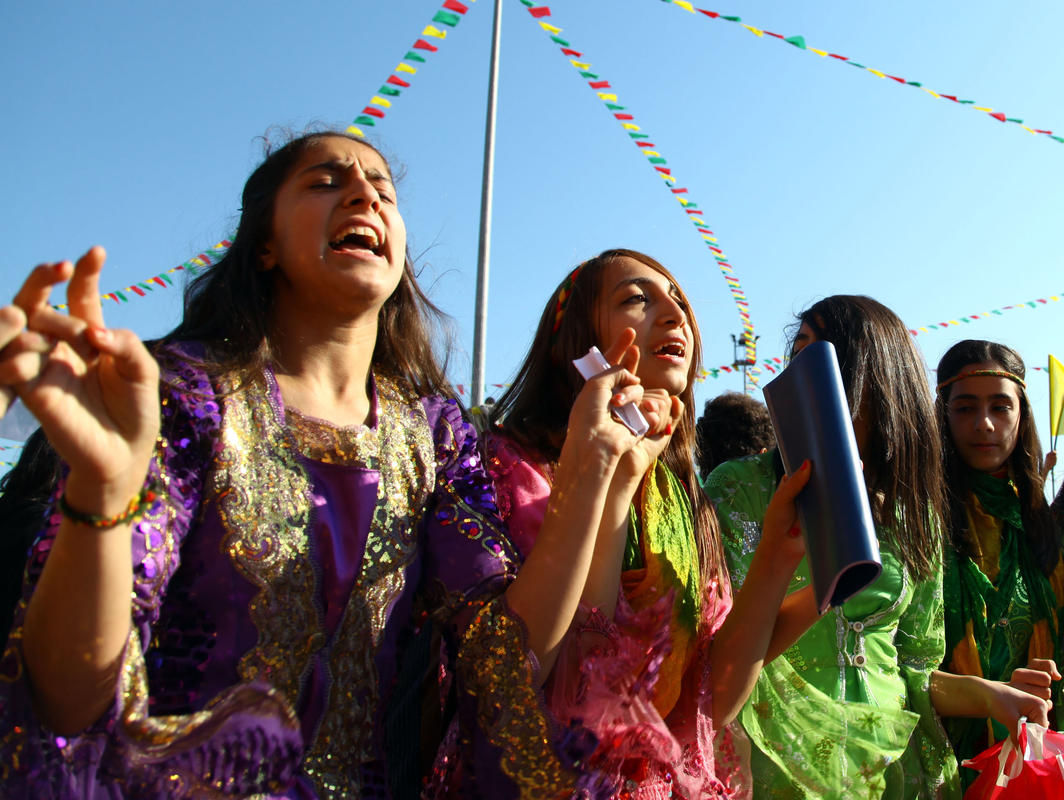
left=458, top=599, right=579, bottom=799
left=289, top=375, right=434, bottom=794
left=211, top=373, right=319, bottom=704
left=117, top=631, right=301, bottom=796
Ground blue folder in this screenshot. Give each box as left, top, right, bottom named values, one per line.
left=762, top=341, right=881, bottom=612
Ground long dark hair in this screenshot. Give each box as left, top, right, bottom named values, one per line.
left=160, top=131, right=451, bottom=397
left=793, top=295, right=945, bottom=581
left=489, top=248, right=724, bottom=590
left=935, top=339, right=1060, bottom=573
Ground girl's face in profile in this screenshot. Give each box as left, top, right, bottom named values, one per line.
left=946, top=361, right=1022, bottom=474
left=594, top=256, right=692, bottom=396
left=261, top=136, right=407, bottom=319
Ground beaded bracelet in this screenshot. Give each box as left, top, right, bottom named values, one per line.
left=58, top=485, right=159, bottom=529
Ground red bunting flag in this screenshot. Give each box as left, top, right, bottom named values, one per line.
left=413, top=39, right=438, bottom=52
left=386, top=75, right=411, bottom=87
left=529, top=6, right=551, bottom=17
left=443, top=0, right=468, bottom=12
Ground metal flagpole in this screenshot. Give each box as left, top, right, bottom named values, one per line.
left=470, top=0, right=503, bottom=408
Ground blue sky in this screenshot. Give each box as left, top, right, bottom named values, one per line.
left=2, top=0, right=1062, bottom=489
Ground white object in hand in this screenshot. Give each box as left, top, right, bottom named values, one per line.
left=572, top=346, right=650, bottom=437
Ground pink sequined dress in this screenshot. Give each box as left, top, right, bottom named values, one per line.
left=485, top=433, right=750, bottom=800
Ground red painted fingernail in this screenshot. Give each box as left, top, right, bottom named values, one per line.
left=800, top=460, right=811, bottom=471
left=787, top=525, right=801, bottom=538
left=664, top=423, right=673, bottom=435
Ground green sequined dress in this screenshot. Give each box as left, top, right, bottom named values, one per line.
left=704, top=451, right=960, bottom=800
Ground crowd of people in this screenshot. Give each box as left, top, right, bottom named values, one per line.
left=0, top=130, right=1061, bottom=799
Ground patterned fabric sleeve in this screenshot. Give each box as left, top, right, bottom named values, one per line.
left=894, top=562, right=959, bottom=797
left=702, top=454, right=774, bottom=589
left=421, top=408, right=604, bottom=799
left=0, top=345, right=303, bottom=798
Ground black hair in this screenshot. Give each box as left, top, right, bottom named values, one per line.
left=695, top=391, right=775, bottom=480
left=792, top=295, right=945, bottom=581
left=160, top=130, right=452, bottom=397
left=936, top=339, right=1060, bottom=574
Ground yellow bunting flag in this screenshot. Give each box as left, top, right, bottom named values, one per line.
left=395, top=63, right=417, bottom=74
left=1049, top=354, right=1064, bottom=437
left=674, top=0, right=695, bottom=11
left=597, top=92, right=618, bottom=102
left=742, top=24, right=764, bottom=37
left=347, top=125, right=365, bottom=137
left=370, top=96, right=391, bottom=108
left=867, top=68, right=886, bottom=79
left=809, top=47, right=828, bottom=56
left=570, top=60, right=590, bottom=69
left=539, top=21, right=561, bottom=33
left=422, top=25, right=447, bottom=38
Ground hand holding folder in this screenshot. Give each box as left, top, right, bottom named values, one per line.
left=762, top=341, right=882, bottom=613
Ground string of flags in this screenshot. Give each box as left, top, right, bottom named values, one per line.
left=518, top=0, right=758, bottom=372
left=658, top=0, right=1063, bottom=144
left=346, top=0, right=474, bottom=138
left=52, top=240, right=232, bottom=311
left=909, top=292, right=1062, bottom=336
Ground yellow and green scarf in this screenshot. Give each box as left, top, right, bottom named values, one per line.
left=621, top=460, right=701, bottom=718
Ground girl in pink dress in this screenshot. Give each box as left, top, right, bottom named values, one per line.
left=482, top=249, right=813, bottom=799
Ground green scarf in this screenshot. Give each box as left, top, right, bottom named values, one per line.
left=943, top=469, right=1061, bottom=768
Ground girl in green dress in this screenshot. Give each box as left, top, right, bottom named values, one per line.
left=936, top=339, right=1064, bottom=786
left=705, top=296, right=1050, bottom=800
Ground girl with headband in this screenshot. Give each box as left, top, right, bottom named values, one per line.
left=705, top=297, right=1050, bottom=799
left=0, top=131, right=618, bottom=798
left=936, top=339, right=1064, bottom=785
left=473, top=249, right=816, bottom=798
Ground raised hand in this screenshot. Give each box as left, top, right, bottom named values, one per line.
left=563, top=328, right=648, bottom=463
left=0, top=304, right=29, bottom=417
left=8, top=248, right=159, bottom=517
left=761, top=460, right=813, bottom=568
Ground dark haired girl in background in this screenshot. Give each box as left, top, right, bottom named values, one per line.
left=936, top=339, right=1064, bottom=784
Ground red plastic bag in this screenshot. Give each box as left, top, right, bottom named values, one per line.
left=962, top=717, right=1064, bottom=799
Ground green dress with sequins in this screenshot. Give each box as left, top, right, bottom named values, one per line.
left=704, top=451, right=960, bottom=800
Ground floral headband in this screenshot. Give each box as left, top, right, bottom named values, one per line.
left=551, top=263, right=585, bottom=335
left=936, top=368, right=1026, bottom=394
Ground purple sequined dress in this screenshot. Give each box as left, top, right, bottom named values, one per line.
left=0, top=343, right=596, bottom=799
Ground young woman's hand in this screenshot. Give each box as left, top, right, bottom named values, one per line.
left=985, top=679, right=1052, bottom=737
left=0, top=304, right=29, bottom=417
left=1009, top=658, right=1061, bottom=701
left=931, top=671, right=1052, bottom=743
left=564, top=328, right=649, bottom=465
left=760, top=460, right=812, bottom=570
left=8, top=248, right=160, bottom=517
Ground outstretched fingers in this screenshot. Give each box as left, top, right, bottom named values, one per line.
left=0, top=305, right=29, bottom=417
left=603, top=328, right=638, bottom=374
left=66, top=247, right=107, bottom=330
left=13, top=262, right=74, bottom=316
